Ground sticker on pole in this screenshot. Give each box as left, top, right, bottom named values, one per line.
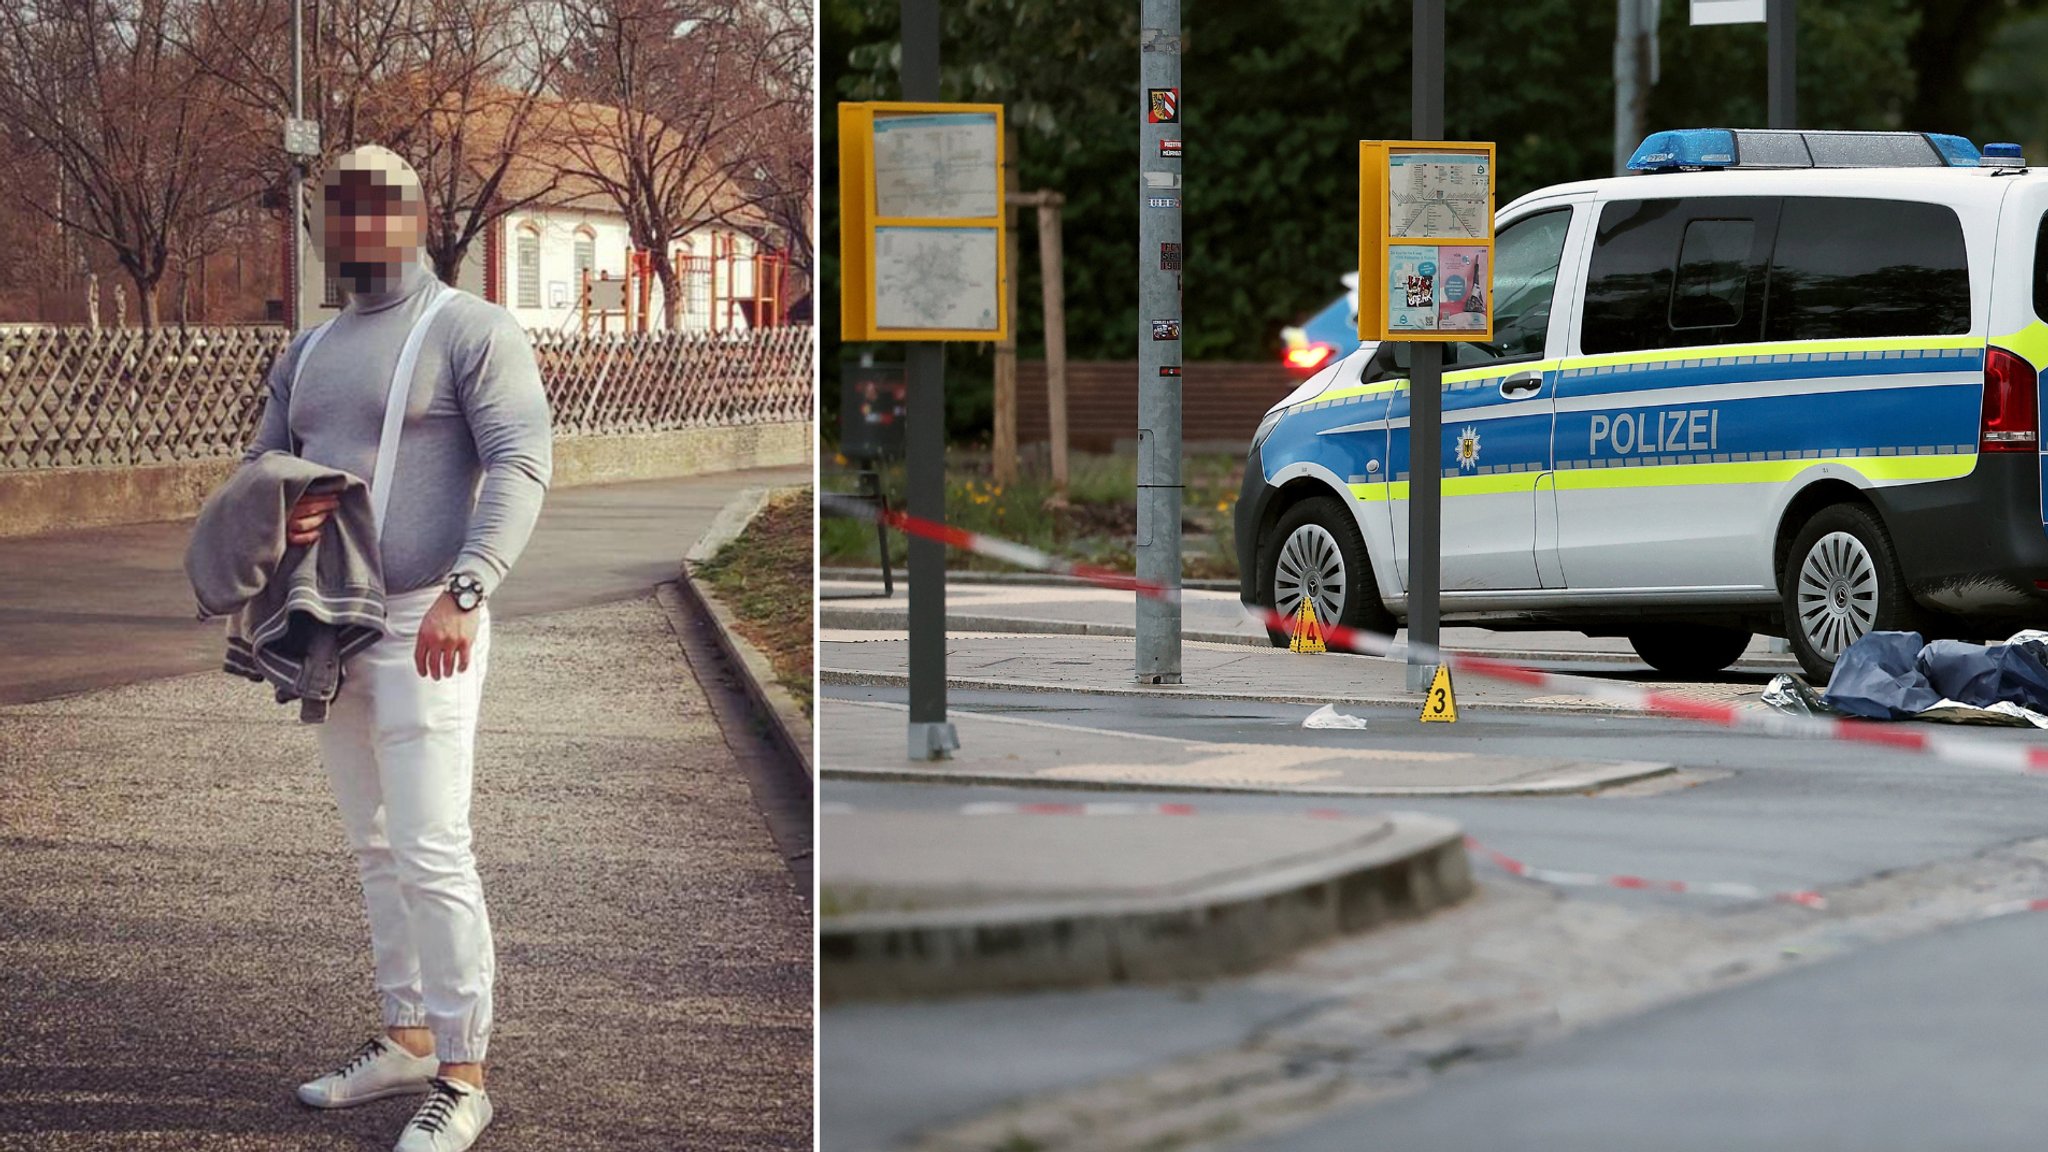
left=1148, top=88, right=1179, bottom=123
left=1358, top=140, right=1496, bottom=342
left=1420, top=664, right=1458, bottom=722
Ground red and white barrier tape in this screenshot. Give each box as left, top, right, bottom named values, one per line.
left=823, top=493, right=2048, bottom=778
left=1975, top=897, right=2048, bottom=921
left=948, top=800, right=1825, bottom=907
left=1463, top=835, right=1825, bottom=908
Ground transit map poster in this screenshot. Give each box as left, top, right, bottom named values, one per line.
left=839, top=101, right=1010, bottom=342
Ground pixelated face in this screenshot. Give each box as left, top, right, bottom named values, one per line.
left=320, top=156, right=425, bottom=289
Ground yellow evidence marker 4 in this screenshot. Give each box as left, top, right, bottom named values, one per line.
left=1289, top=597, right=1326, bottom=654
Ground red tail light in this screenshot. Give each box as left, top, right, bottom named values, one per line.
left=1286, top=343, right=1334, bottom=371
left=1982, top=346, right=2039, bottom=453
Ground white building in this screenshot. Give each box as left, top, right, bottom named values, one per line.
left=492, top=203, right=767, bottom=334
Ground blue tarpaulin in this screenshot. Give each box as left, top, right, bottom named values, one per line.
left=1821, top=631, right=1942, bottom=720
left=1822, top=631, right=2048, bottom=720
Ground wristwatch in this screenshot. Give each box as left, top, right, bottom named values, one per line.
left=445, top=572, right=487, bottom=612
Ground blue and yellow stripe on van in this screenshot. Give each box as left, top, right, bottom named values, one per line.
left=1344, top=452, right=1977, bottom=503
left=1285, top=334, right=1994, bottom=501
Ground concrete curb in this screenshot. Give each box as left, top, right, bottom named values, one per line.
left=820, top=666, right=1742, bottom=718
left=675, top=487, right=814, bottom=778
left=820, top=812, right=1471, bottom=1001
left=817, top=758, right=1674, bottom=798
left=687, top=486, right=774, bottom=566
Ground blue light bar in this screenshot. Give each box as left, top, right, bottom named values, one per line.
left=1628, top=129, right=1736, bottom=172
left=1931, top=134, right=1984, bottom=166
left=1629, top=129, right=1983, bottom=173
left=1980, top=141, right=2026, bottom=168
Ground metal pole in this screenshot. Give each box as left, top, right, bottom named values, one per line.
left=899, top=0, right=957, bottom=759
left=1767, top=0, right=1796, bottom=130
left=290, top=0, right=305, bottom=328
left=1406, top=0, right=1444, bottom=693
left=1135, top=0, right=1183, bottom=685
left=1614, top=0, right=1641, bottom=176
left=1037, top=195, right=1070, bottom=493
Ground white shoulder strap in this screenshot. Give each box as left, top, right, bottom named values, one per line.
left=370, top=285, right=458, bottom=540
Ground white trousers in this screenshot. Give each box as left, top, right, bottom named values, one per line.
left=318, top=586, right=495, bottom=1064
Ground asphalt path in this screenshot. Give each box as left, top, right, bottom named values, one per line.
left=1274, top=910, right=2048, bottom=1152
left=823, top=983, right=1324, bottom=1152
left=824, top=685, right=2048, bottom=898
left=0, top=467, right=807, bottom=705
left=818, top=682, right=2048, bottom=1152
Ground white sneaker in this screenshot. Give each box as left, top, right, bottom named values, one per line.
left=394, top=1076, right=493, bottom=1152
left=296, top=1036, right=437, bottom=1109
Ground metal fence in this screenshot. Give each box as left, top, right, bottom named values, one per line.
left=0, top=323, right=814, bottom=471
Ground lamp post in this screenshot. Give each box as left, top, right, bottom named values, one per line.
left=282, top=0, right=322, bottom=327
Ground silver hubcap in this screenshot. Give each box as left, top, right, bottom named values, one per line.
left=1796, top=530, right=1878, bottom=660
left=1274, top=523, right=1345, bottom=627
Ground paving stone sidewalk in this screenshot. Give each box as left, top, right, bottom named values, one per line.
left=819, top=633, right=1771, bottom=717
left=817, top=579, right=1796, bottom=666
left=0, top=596, right=811, bottom=1151
left=818, top=698, right=1669, bottom=796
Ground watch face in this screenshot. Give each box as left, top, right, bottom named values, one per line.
left=455, top=588, right=480, bottom=611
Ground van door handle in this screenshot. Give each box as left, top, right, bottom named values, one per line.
left=1499, top=371, right=1544, bottom=399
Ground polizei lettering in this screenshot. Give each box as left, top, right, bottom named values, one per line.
left=1588, top=408, right=1719, bottom=456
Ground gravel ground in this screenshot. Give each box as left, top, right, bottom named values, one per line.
left=0, top=596, right=812, bottom=1151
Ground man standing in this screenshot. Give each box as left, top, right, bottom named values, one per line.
left=246, top=145, right=552, bottom=1152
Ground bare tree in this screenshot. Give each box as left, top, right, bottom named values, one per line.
left=0, top=0, right=263, bottom=328
left=731, top=0, right=812, bottom=299
left=552, top=0, right=786, bottom=328
left=397, top=0, right=576, bottom=283
left=181, top=0, right=576, bottom=290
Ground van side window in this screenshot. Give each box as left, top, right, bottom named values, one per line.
left=1581, top=197, right=1772, bottom=354
left=1670, top=219, right=1755, bottom=331
left=1449, top=207, right=1571, bottom=367
left=1765, top=198, right=1969, bottom=341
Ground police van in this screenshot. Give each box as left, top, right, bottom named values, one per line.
left=1235, top=128, right=2048, bottom=682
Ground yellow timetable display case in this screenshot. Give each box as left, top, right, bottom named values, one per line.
left=839, top=101, right=1009, bottom=343
left=1357, top=140, right=1496, bottom=344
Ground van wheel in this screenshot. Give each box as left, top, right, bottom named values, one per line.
left=1627, top=625, right=1752, bottom=677
left=1782, top=503, right=1919, bottom=684
left=1259, top=495, right=1394, bottom=651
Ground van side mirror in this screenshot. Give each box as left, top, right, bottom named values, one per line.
left=1362, top=342, right=1409, bottom=382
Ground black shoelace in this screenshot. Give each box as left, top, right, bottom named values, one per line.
left=409, top=1078, right=465, bottom=1135
left=334, top=1038, right=387, bottom=1079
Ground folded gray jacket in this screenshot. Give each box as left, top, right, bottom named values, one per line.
left=184, top=451, right=387, bottom=722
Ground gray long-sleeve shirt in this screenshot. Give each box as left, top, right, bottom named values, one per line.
left=245, top=260, right=553, bottom=596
